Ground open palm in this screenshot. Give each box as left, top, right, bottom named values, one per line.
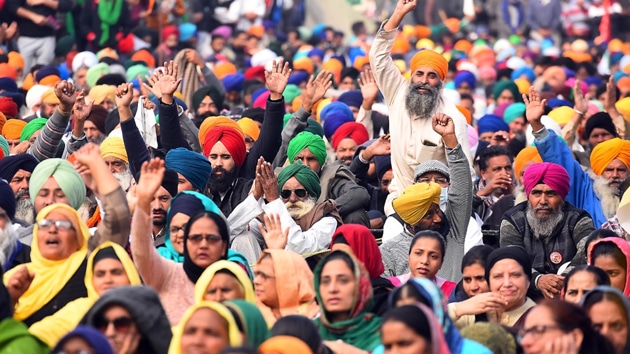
left=157, top=61, right=182, bottom=96
left=258, top=214, right=289, bottom=250
left=304, top=70, right=333, bottom=102
left=358, top=70, right=379, bottom=101
left=265, top=59, right=292, bottom=95
left=523, top=86, right=546, bottom=123
left=137, top=158, right=165, bottom=201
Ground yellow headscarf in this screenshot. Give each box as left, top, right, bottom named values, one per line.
left=100, top=136, right=129, bottom=164
left=88, top=85, right=116, bottom=105
left=237, top=117, right=260, bottom=141
left=590, top=138, right=630, bottom=176
left=169, top=302, right=242, bottom=354
left=3, top=204, right=90, bottom=321
left=41, top=88, right=60, bottom=105
left=392, top=182, right=441, bottom=225
left=194, top=260, right=256, bottom=303
left=548, top=106, right=574, bottom=127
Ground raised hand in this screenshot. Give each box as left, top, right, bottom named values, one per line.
left=136, top=158, right=165, bottom=205
left=265, top=59, right=292, bottom=100
left=605, top=75, right=618, bottom=111
left=73, top=143, right=103, bottom=192
left=394, top=0, right=417, bottom=14
left=54, top=81, right=77, bottom=113
left=523, top=86, right=547, bottom=130
left=363, top=134, right=391, bottom=160
left=142, top=71, right=163, bottom=100
left=115, top=83, right=134, bottom=108
left=157, top=60, right=182, bottom=99
left=302, top=70, right=333, bottom=112
left=184, top=49, right=205, bottom=67
left=257, top=159, right=279, bottom=201
left=358, top=69, right=379, bottom=107
left=72, top=90, right=94, bottom=122
left=258, top=214, right=289, bottom=250
left=573, top=80, right=588, bottom=116
left=252, top=158, right=265, bottom=200
left=432, top=113, right=455, bottom=137
left=490, top=131, right=510, bottom=147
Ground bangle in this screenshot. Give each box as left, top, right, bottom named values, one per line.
left=534, top=274, right=543, bottom=289
left=574, top=109, right=584, bottom=116
left=358, top=152, right=369, bottom=164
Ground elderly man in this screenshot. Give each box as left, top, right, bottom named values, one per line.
left=589, top=138, right=630, bottom=216
left=0, top=179, right=31, bottom=271
left=100, top=137, right=133, bottom=192
left=287, top=131, right=371, bottom=226
left=84, top=105, right=108, bottom=144
left=380, top=113, right=473, bottom=282
left=500, top=162, right=595, bottom=299
left=331, top=122, right=370, bottom=166
left=0, top=154, right=39, bottom=224
left=370, top=0, right=471, bottom=216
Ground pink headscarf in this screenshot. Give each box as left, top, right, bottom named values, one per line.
left=522, top=162, right=570, bottom=199
left=589, top=237, right=630, bottom=297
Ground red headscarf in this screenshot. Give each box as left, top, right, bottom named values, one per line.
left=203, top=126, right=246, bottom=167
left=330, top=224, right=384, bottom=278
left=522, top=162, right=570, bottom=199
left=331, top=122, right=370, bottom=151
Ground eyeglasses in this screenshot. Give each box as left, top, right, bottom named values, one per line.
left=187, top=234, right=223, bottom=244
left=281, top=188, right=308, bottom=199
left=415, top=176, right=449, bottom=184
left=169, top=224, right=187, bottom=235
left=96, top=316, right=133, bottom=333
left=38, top=219, right=74, bottom=231
left=254, top=271, right=276, bottom=281
left=517, top=325, right=563, bottom=343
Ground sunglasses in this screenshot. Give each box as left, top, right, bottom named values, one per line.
left=281, top=188, right=307, bottom=199
left=37, top=219, right=74, bottom=231
left=96, top=316, right=133, bottom=333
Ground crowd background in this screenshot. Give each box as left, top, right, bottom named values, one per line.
left=2, top=0, right=630, bottom=353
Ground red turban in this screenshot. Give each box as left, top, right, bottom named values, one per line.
left=410, top=49, right=448, bottom=80
left=523, top=162, right=570, bottom=200
left=0, top=97, right=18, bottom=118
left=331, top=122, right=369, bottom=150
left=244, top=66, right=266, bottom=83
left=203, top=126, right=246, bottom=167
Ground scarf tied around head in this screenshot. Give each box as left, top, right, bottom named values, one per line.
left=522, top=162, right=569, bottom=199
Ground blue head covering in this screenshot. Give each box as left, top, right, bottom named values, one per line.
left=179, top=23, right=198, bottom=41
left=222, top=73, right=245, bottom=93
left=321, top=101, right=354, bottom=140
left=53, top=326, right=114, bottom=354
left=308, top=48, right=325, bottom=59
left=251, top=87, right=268, bottom=103
left=547, top=98, right=573, bottom=109
left=584, top=76, right=603, bottom=87
left=338, top=90, right=363, bottom=109
left=477, top=114, right=510, bottom=135
left=165, top=148, right=212, bottom=192
left=288, top=71, right=310, bottom=86
left=454, top=71, right=476, bottom=90
left=510, top=66, right=535, bottom=83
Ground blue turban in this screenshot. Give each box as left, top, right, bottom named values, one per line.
left=0, top=179, right=15, bottom=221
left=477, top=114, right=510, bottom=135
left=288, top=71, right=310, bottom=86
left=34, top=65, right=61, bottom=82
left=321, top=102, right=354, bottom=140
left=547, top=98, right=573, bottom=109
left=0, top=78, right=18, bottom=92
left=0, top=154, right=39, bottom=181
left=454, top=71, right=476, bottom=90
left=222, top=73, right=245, bottom=93
left=338, top=90, right=363, bottom=109
left=251, top=87, right=268, bottom=103
left=179, top=23, right=198, bottom=41
left=165, top=148, right=212, bottom=192
left=511, top=66, right=535, bottom=83
left=584, top=76, right=602, bottom=87
left=308, top=48, right=324, bottom=59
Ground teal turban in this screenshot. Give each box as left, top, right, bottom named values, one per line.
left=20, top=118, right=47, bottom=142
left=277, top=163, right=321, bottom=199
left=30, top=159, right=86, bottom=210
left=503, top=102, right=526, bottom=124
left=0, top=136, right=8, bottom=156
left=287, top=131, right=327, bottom=167
left=305, top=118, right=324, bottom=137
left=492, top=80, right=522, bottom=103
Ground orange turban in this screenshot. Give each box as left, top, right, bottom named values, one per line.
left=322, top=58, right=343, bottom=84
left=0, top=112, right=6, bottom=133
left=392, top=37, right=411, bottom=55
left=410, top=50, right=448, bottom=80
left=456, top=105, right=472, bottom=125
left=7, top=52, right=24, bottom=71
left=214, top=62, right=237, bottom=80
left=41, top=88, right=60, bottom=105
left=454, top=40, right=473, bottom=54
left=514, top=146, right=542, bottom=179
left=415, top=25, right=432, bottom=39
left=131, top=49, right=156, bottom=68
left=2, top=119, right=27, bottom=140
left=0, top=63, right=17, bottom=80
left=22, top=73, right=34, bottom=91
left=39, top=75, right=62, bottom=87
left=590, top=138, right=630, bottom=176
left=293, top=57, right=314, bottom=74
left=237, top=117, right=260, bottom=141
left=198, top=116, right=243, bottom=148
left=353, top=56, right=369, bottom=71
left=292, top=95, right=303, bottom=113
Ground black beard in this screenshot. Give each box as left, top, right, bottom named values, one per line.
left=405, top=82, right=442, bottom=118
left=209, top=166, right=238, bottom=194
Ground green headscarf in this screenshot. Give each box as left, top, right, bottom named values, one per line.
left=98, top=0, right=124, bottom=46
left=282, top=84, right=302, bottom=104
left=313, top=250, right=382, bottom=351
left=492, top=80, right=522, bottom=103
left=277, top=163, right=321, bottom=199
left=126, top=64, right=149, bottom=82
left=20, top=118, right=47, bottom=143
left=29, top=159, right=86, bottom=210
left=223, top=300, right=270, bottom=348
left=287, top=132, right=327, bottom=167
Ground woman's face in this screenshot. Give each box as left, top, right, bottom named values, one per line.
left=180, top=308, right=230, bottom=354
left=589, top=299, right=629, bottom=354
left=98, top=305, right=140, bottom=354
left=563, top=270, right=598, bottom=304
left=408, top=237, right=443, bottom=280
left=186, top=216, right=227, bottom=269
left=488, top=259, right=529, bottom=311
left=381, top=320, right=431, bottom=354
left=520, top=305, right=582, bottom=354
left=59, top=336, right=95, bottom=354
left=253, top=256, right=278, bottom=308
left=204, top=272, right=245, bottom=302
left=462, top=263, right=489, bottom=297
left=594, top=255, right=627, bottom=293
left=92, top=258, right=131, bottom=296
left=37, top=211, right=79, bottom=261
left=319, top=258, right=356, bottom=322
left=169, top=212, right=190, bottom=254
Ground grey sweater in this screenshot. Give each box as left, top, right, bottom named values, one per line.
left=380, top=143, right=473, bottom=282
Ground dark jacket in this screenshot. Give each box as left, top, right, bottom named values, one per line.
left=319, top=161, right=371, bottom=225
left=6, top=0, right=72, bottom=37
left=190, top=0, right=235, bottom=32
left=80, top=0, right=133, bottom=50
left=211, top=177, right=253, bottom=217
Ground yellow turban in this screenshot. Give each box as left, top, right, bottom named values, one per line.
left=237, top=117, right=260, bottom=141
left=590, top=138, right=630, bottom=176
left=410, top=50, right=448, bottom=80
left=548, top=106, right=574, bottom=127
left=41, top=88, right=60, bottom=105
left=514, top=78, right=531, bottom=95
left=617, top=97, right=630, bottom=122
left=2, top=119, right=27, bottom=140
left=88, top=85, right=116, bottom=105
left=393, top=182, right=441, bottom=225
left=293, top=57, right=314, bottom=75
left=514, top=146, right=542, bottom=179
left=100, top=137, right=128, bottom=163
left=315, top=97, right=332, bottom=123
left=198, top=116, right=243, bottom=147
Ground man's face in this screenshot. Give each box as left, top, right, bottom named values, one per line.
left=293, top=148, right=321, bottom=173
left=74, top=68, right=88, bottom=89
left=84, top=120, right=105, bottom=144
left=527, top=184, right=563, bottom=220
left=281, top=177, right=315, bottom=219
left=232, top=33, right=248, bottom=49
left=101, top=98, right=115, bottom=112
left=481, top=155, right=514, bottom=184
left=335, top=138, right=358, bottom=166
left=196, top=96, right=218, bottom=117
left=34, top=177, right=71, bottom=214
left=165, top=34, right=178, bottom=48
left=381, top=170, right=393, bottom=193
left=411, top=67, right=442, bottom=87
left=407, top=68, right=442, bottom=118
left=7, top=139, right=20, bottom=151
left=339, top=77, right=355, bottom=91
left=509, top=117, right=526, bottom=135
left=589, top=128, right=615, bottom=148
left=460, top=98, right=474, bottom=115
left=9, top=169, right=31, bottom=196
left=456, top=83, right=472, bottom=95
left=412, top=203, right=444, bottom=233
left=41, top=102, right=58, bottom=118
left=104, top=157, right=127, bottom=174
left=415, top=172, right=449, bottom=188
left=177, top=173, right=196, bottom=192
left=496, top=89, right=515, bottom=106
left=211, top=36, right=225, bottom=53
left=150, top=186, right=172, bottom=226
left=602, top=159, right=629, bottom=189
left=208, top=141, right=238, bottom=193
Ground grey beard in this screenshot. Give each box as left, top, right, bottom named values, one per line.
left=88, top=133, right=106, bottom=145
left=405, top=81, right=442, bottom=118
left=0, top=222, right=17, bottom=269
left=526, top=204, right=564, bottom=240
left=15, top=191, right=35, bottom=225
left=113, top=167, right=133, bottom=192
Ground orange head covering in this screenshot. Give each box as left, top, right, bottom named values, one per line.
left=514, top=146, right=542, bottom=179
left=236, top=117, right=260, bottom=141
left=415, top=25, right=432, bottom=39
left=353, top=56, right=369, bottom=71
left=214, top=62, right=237, bottom=80
left=454, top=40, right=473, bottom=54
left=88, top=85, right=116, bottom=105
left=2, top=119, right=27, bottom=140
left=41, top=88, right=60, bottom=105
left=0, top=63, right=17, bottom=80
left=293, top=57, right=314, bottom=74
left=618, top=77, right=630, bottom=93
left=22, top=73, right=34, bottom=91
left=0, top=112, right=6, bottom=133
left=7, top=52, right=24, bottom=71
left=514, top=78, right=531, bottom=95
left=590, top=138, right=630, bottom=176
left=410, top=50, right=448, bottom=80
left=198, top=116, right=243, bottom=148
left=39, top=75, right=62, bottom=87
left=445, top=18, right=460, bottom=33
left=392, top=37, right=411, bottom=55
left=259, top=336, right=313, bottom=354
left=322, top=58, right=343, bottom=84
left=456, top=105, right=472, bottom=125
left=292, top=95, right=303, bottom=113
left=131, top=49, right=156, bottom=68
left=248, top=25, right=264, bottom=38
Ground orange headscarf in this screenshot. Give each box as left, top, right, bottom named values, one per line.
left=514, top=146, right=542, bottom=179
left=590, top=138, right=630, bottom=176
left=2, top=119, right=27, bottom=140
left=410, top=50, right=448, bottom=80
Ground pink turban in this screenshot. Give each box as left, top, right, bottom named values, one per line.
left=522, top=162, right=570, bottom=199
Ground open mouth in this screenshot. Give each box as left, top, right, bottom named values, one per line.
left=45, top=238, right=60, bottom=246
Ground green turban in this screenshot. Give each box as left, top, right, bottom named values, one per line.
left=287, top=131, right=327, bottom=167
left=277, top=163, right=321, bottom=199
left=492, top=80, right=522, bottom=103
left=283, top=113, right=292, bottom=128
left=282, top=84, right=302, bottom=104
left=126, top=64, right=149, bottom=81
left=30, top=159, right=86, bottom=210
left=20, top=118, right=47, bottom=142
left=305, top=119, right=324, bottom=137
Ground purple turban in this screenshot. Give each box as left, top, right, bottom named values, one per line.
left=523, top=162, right=570, bottom=199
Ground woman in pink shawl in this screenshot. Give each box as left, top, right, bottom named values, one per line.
left=589, top=237, right=630, bottom=297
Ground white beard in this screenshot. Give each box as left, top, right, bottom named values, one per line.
left=285, top=198, right=316, bottom=220
left=15, top=192, right=35, bottom=225
left=0, top=222, right=17, bottom=269
left=113, top=167, right=133, bottom=192
left=592, top=174, right=620, bottom=219
left=514, top=184, right=527, bottom=205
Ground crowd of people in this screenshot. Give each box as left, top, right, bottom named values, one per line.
left=2, top=0, right=630, bottom=352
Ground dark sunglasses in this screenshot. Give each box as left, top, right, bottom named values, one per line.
left=96, top=316, right=133, bottom=333
left=281, top=188, right=307, bottom=199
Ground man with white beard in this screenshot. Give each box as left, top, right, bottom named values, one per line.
left=0, top=179, right=30, bottom=271
left=369, top=0, right=472, bottom=216
left=99, top=137, right=134, bottom=192
left=0, top=154, right=39, bottom=225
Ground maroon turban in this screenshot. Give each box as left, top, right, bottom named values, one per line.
left=522, top=162, right=570, bottom=199
left=203, top=126, right=246, bottom=167
left=0, top=97, right=18, bottom=118
left=331, top=122, right=370, bottom=151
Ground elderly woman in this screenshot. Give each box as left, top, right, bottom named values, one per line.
left=194, top=260, right=255, bottom=303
